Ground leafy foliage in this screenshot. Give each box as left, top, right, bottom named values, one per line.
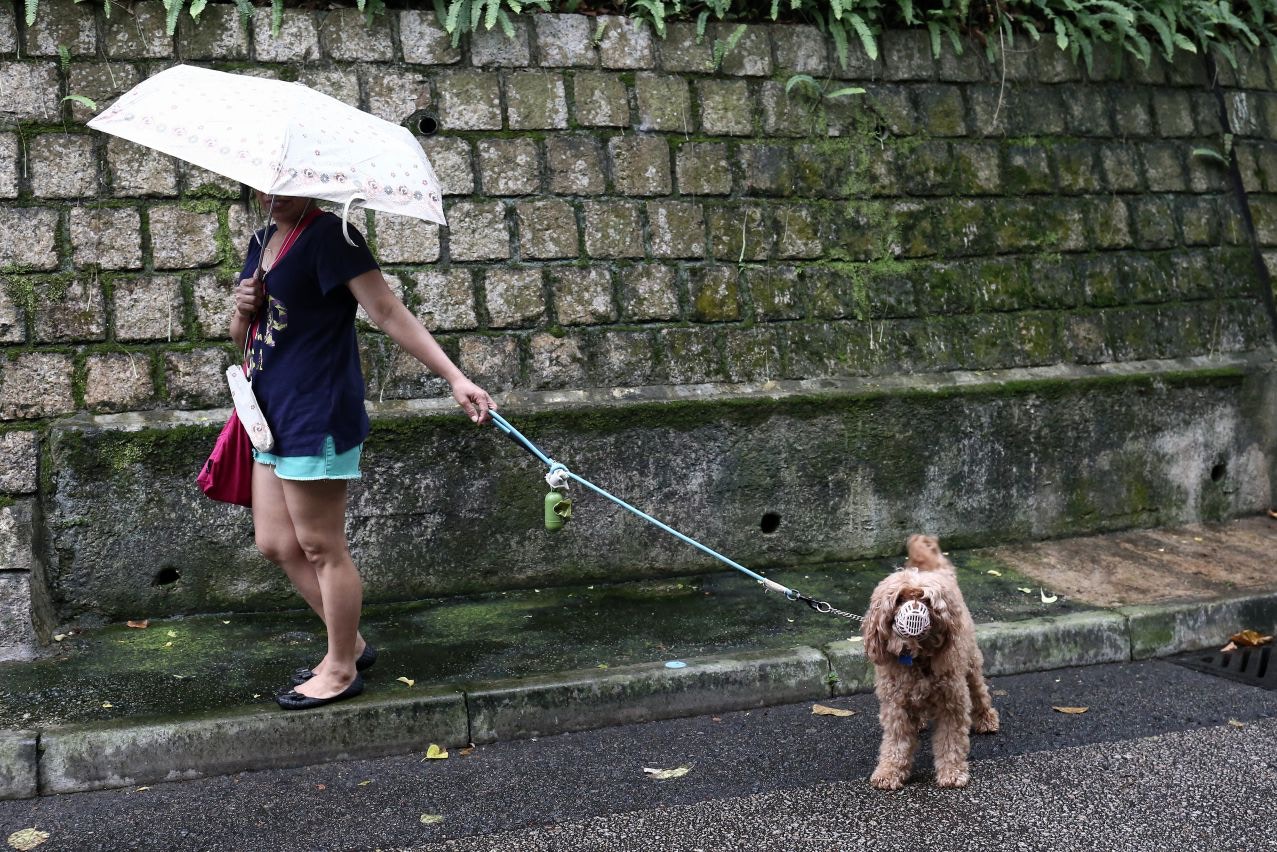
left=435, top=0, right=553, bottom=46
left=20, top=0, right=1277, bottom=73
left=25, top=0, right=387, bottom=35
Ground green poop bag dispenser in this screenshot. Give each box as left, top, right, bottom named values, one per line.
left=544, top=467, right=572, bottom=531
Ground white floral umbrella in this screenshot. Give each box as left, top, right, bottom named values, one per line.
left=89, top=64, right=445, bottom=228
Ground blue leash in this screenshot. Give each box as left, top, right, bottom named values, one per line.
left=489, top=411, right=862, bottom=622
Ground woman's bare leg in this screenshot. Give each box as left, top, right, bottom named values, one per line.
left=278, top=477, right=363, bottom=699
left=252, top=464, right=363, bottom=680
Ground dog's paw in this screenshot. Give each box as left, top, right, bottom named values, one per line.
left=935, top=767, right=970, bottom=788
left=870, top=766, right=907, bottom=790
left=972, top=707, right=1000, bottom=734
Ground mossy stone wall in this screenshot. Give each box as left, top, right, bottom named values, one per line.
left=41, top=363, right=1276, bottom=621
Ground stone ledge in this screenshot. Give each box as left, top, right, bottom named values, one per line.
left=37, top=689, right=467, bottom=795
left=61, top=351, right=1270, bottom=431
left=466, top=647, right=830, bottom=742
left=1121, top=593, right=1277, bottom=659
left=977, top=612, right=1132, bottom=676
left=824, top=611, right=1135, bottom=697
left=0, top=730, right=37, bottom=800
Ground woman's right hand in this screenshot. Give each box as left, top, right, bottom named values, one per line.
left=234, top=273, right=265, bottom=318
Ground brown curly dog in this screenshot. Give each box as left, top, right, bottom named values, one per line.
left=862, top=539, right=999, bottom=790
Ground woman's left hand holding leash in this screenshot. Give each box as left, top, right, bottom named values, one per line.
left=452, top=378, right=495, bottom=425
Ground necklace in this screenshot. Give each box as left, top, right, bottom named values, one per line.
left=258, top=201, right=312, bottom=275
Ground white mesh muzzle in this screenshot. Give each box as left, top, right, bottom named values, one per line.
left=893, top=599, right=931, bottom=637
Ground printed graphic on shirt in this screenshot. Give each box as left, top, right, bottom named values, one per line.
left=249, top=295, right=288, bottom=376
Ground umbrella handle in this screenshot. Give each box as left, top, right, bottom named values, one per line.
left=340, top=195, right=364, bottom=246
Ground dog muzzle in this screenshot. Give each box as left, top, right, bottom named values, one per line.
left=893, top=599, right=931, bottom=637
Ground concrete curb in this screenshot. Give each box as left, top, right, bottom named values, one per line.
left=1120, top=592, right=1277, bottom=660
left=38, top=689, right=467, bottom=795
left=7, top=593, right=1277, bottom=799
left=0, top=730, right=37, bottom=800
left=822, top=612, right=1133, bottom=697
left=824, top=640, right=873, bottom=697
left=468, top=647, right=831, bottom=743
left=977, top=612, right=1133, bottom=676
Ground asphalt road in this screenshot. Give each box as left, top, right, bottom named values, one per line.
left=3, top=658, right=1275, bottom=852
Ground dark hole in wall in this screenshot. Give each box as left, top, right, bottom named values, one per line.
left=405, top=109, right=439, bottom=136
left=760, top=512, right=781, bottom=534
left=152, top=567, right=181, bottom=587
left=1211, top=462, right=1227, bottom=482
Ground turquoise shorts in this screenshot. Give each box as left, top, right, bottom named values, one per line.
left=253, top=436, right=362, bottom=481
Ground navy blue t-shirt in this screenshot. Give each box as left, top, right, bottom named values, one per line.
left=240, top=211, right=379, bottom=457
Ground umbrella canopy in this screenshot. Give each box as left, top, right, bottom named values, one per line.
left=89, top=64, right=445, bottom=227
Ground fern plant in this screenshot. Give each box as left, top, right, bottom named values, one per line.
left=434, top=0, right=553, bottom=45
left=19, top=0, right=1277, bottom=73
left=24, top=0, right=387, bottom=35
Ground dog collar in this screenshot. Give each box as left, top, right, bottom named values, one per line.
left=898, top=652, right=913, bottom=666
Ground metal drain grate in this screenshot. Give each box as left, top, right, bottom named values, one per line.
left=1173, top=644, right=1275, bottom=690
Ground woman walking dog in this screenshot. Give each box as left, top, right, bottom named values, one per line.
left=231, top=191, right=495, bottom=710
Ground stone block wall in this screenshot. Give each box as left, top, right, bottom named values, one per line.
left=3, top=3, right=1274, bottom=413
left=2, top=2, right=1277, bottom=632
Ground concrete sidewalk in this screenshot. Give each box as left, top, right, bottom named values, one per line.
left=2, top=516, right=1276, bottom=800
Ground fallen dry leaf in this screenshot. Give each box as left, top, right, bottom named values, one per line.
left=1228, top=719, right=1245, bottom=729
left=643, top=766, right=691, bottom=780
left=52, top=634, right=67, bottom=642
left=459, top=746, right=476, bottom=757
left=100, top=702, right=113, bottom=709
left=166, top=630, right=177, bottom=638
left=1017, top=588, right=1033, bottom=595
left=420, top=814, right=444, bottom=825
left=315, top=784, right=326, bottom=791
left=1039, top=589, right=1058, bottom=604
left=135, top=787, right=150, bottom=792
left=6, top=829, right=50, bottom=851
left=357, top=780, right=372, bottom=786
left=992, top=689, right=1009, bottom=697
left=811, top=704, right=855, bottom=717
left=126, top=620, right=149, bottom=629
left=396, top=677, right=415, bottom=687
left=1220, top=641, right=1239, bottom=653
left=1229, top=629, right=1274, bottom=647
left=1052, top=706, right=1089, bottom=714
left=424, top=744, right=448, bottom=760
left=1268, top=509, right=1277, bottom=520
left=985, top=569, right=1002, bottom=577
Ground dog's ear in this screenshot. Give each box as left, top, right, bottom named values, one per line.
left=862, top=580, right=898, bottom=665
left=920, top=582, right=956, bottom=648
